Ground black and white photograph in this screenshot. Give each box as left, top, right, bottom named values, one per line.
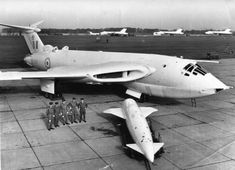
left=0, top=0, right=235, bottom=169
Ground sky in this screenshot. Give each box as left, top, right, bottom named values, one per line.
left=0, top=0, right=235, bottom=30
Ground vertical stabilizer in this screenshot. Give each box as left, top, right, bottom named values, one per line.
left=23, top=32, right=44, bottom=53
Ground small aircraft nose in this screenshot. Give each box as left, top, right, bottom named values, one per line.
left=24, top=56, right=32, bottom=66
left=201, top=73, right=232, bottom=94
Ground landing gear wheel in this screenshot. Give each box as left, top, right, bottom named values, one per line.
left=49, top=93, right=54, bottom=100
left=44, top=92, right=49, bottom=98
left=139, top=94, right=149, bottom=103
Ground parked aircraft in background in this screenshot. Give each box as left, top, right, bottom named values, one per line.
left=205, top=29, right=232, bottom=35
left=89, top=28, right=128, bottom=36
left=88, top=31, right=100, bottom=36
left=103, top=98, right=164, bottom=163
left=153, top=28, right=184, bottom=36
left=0, top=22, right=231, bottom=101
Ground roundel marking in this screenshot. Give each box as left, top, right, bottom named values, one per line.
left=44, top=58, right=51, bottom=69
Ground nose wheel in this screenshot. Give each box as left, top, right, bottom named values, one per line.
left=191, top=98, right=196, bottom=107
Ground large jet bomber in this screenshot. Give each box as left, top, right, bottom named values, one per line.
left=153, top=28, right=184, bottom=36
left=89, top=28, right=128, bottom=36
left=0, top=21, right=231, bottom=101
left=205, top=29, right=232, bottom=35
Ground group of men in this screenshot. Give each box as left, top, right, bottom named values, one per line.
left=46, top=97, right=88, bottom=131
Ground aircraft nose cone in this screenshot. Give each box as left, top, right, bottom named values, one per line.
left=201, top=73, right=232, bottom=94
left=24, top=56, right=32, bottom=66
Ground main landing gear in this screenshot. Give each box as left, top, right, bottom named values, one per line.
left=139, top=94, right=149, bottom=103
left=42, top=92, right=63, bottom=100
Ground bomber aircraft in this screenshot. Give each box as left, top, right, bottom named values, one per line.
left=153, top=28, right=184, bottom=36
left=205, top=29, right=232, bottom=35
left=89, top=28, right=128, bottom=36
left=0, top=21, right=231, bottom=102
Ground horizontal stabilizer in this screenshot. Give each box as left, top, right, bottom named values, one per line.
left=0, top=21, right=43, bottom=32
left=103, top=108, right=125, bottom=119
left=126, top=144, right=143, bottom=154
left=153, top=143, right=164, bottom=154
left=140, top=107, right=158, bottom=118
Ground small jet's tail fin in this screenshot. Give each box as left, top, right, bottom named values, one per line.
left=103, top=108, right=125, bottom=119
left=0, top=21, right=44, bottom=54
left=153, top=143, right=164, bottom=154
left=120, top=28, right=127, bottom=33
left=140, top=107, right=158, bottom=118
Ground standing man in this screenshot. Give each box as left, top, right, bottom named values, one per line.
left=46, top=102, right=54, bottom=131
left=54, top=102, right=60, bottom=127
left=78, top=98, right=88, bottom=123
left=60, top=98, right=69, bottom=125
left=70, top=97, right=79, bottom=123
left=67, top=102, right=74, bottom=124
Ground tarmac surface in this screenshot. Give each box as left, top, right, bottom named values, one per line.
left=1, top=58, right=235, bottom=170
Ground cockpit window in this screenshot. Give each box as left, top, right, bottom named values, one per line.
left=183, top=63, right=207, bottom=76
left=183, top=63, right=193, bottom=70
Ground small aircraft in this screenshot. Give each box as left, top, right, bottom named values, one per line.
left=205, top=29, right=232, bottom=35
left=89, top=28, right=128, bottom=36
left=103, top=98, right=164, bottom=163
left=153, top=28, right=184, bottom=36
left=0, top=21, right=231, bottom=101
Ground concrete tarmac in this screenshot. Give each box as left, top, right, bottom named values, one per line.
left=1, top=59, right=235, bottom=170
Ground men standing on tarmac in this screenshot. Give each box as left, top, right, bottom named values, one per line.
left=54, top=102, right=60, bottom=127
left=78, top=98, right=88, bottom=123
left=60, top=98, right=70, bottom=125
left=46, top=102, right=54, bottom=131
left=67, top=102, right=74, bottom=124
left=70, top=97, right=79, bottom=123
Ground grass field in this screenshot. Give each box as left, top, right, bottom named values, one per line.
left=0, top=35, right=234, bottom=68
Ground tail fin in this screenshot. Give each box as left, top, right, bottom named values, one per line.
left=0, top=21, right=44, bottom=54
left=120, top=28, right=127, bottom=33
left=225, top=29, right=231, bottom=32
left=176, top=28, right=183, bottom=33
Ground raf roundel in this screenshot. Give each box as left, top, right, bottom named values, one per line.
left=44, top=58, right=51, bottom=69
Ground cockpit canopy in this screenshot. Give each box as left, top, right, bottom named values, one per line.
left=183, top=63, right=207, bottom=76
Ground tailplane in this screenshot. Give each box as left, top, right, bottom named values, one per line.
left=0, top=21, right=44, bottom=54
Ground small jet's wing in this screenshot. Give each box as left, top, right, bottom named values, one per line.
left=0, top=62, right=155, bottom=83
left=153, top=143, right=164, bottom=154
left=126, top=144, right=143, bottom=154
left=103, top=108, right=125, bottom=119
left=140, top=107, right=158, bottom=118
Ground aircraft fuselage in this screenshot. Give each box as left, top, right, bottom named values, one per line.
left=26, top=48, right=228, bottom=98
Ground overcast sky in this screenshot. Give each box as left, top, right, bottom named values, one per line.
left=0, top=0, right=234, bottom=30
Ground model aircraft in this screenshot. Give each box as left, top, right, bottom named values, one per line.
left=89, top=28, right=128, bottom=36
left=103, top=98, right=164, bottom=163
left=205, top=29, right=232, bottom=35
left=153, top=28, right=184, bottom=36
left=0, top=21, right=231, bottom=101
